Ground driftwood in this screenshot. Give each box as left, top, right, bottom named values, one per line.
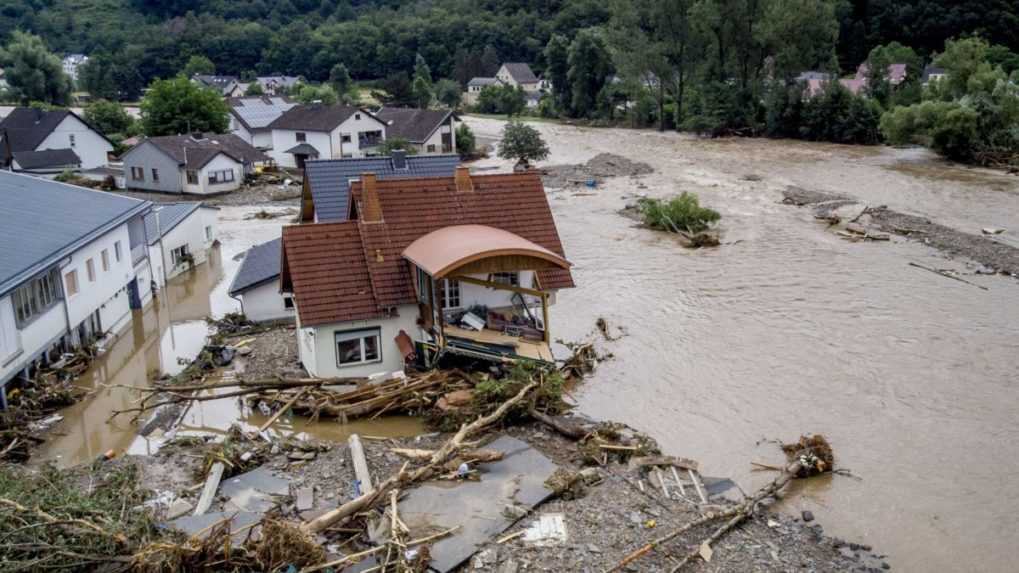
left=908, top=262, right=989, bottom=291
left=258, top=388, right=309, bottom=432
left=302, top=380, right=539, bottom=535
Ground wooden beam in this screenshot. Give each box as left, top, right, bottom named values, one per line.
left=541, top=292, right=550, bottom=343
left=450, top=274, right=546, bottom=297
left=194, top=462, right=225, bottom=516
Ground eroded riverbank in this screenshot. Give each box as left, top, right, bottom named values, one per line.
left=466, top=116, right=1019, bottom=572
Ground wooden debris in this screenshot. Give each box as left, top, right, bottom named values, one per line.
left=193, top=462, right=225, bottom=516
left=908, top=262, right=989, bottom=291
left=349, top=434, right=374, bottom=496
left=629, top=455, right=700, bottom=472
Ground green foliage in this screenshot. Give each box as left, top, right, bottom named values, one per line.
left=864, top=42, right=922, bottom=106
left=455, top=123, right=476, bottom=157
left=84, top=99, right=136, bottom=136
left=378, top=137, right=418, bottom=156
left=0, top=31, right=71, bottom=105
left=244, top=81, right=264, bottom=96
left=476, top=84, right=526, bottom=116
left=567, top=28, right=613, bottom=117
left=182, top=54, right=215, bottom=78
left=544, top=34, right=572, bottom=110
left=799, top=81, right=883, bottom=144
left=498, top=121, right=550, bottom=164
left=329, top=63, right=352, bottom=98
left=434, top=78, right=462, bottom=109
left=140, top=76, right=229, bottom=136
left=79, top=51, right=146, bottom=102
left=294, top=83, right=339, bottom=105
left=637, top=193, right=721, bottom=234
left=411, top=53, right=434, bottom=108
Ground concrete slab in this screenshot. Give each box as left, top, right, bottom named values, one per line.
left=170, top=511, right=263, bottom=541
left=219, top=466, right=290, bottom=513
left=396, top=436, right=558, bottom=573
left=296, top=487, right=314, bottom=512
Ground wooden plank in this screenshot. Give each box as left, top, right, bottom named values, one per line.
left=688, top=469, right=708, bottom=504
left=348, top=434, right=374, bottom=495
left=194, top=462, right=225, bottom=516
left=257, top=388, right=308, bottom=432
left=670, top=466, right=687, bottom=498
left=628, top=455, right=700, bottom=472
left=654, top=467, right=670, bottom=499
left=450, top=274, right=547, bottom=297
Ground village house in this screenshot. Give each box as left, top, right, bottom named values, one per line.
left=465, top=63, right=549, bottom=108
left=280, top=168, right=574, bottom=379
left=228, top=238, right=293, bottom=323
left=61, top=54, right=89, bottom=82
left=0, top=107, right=113, bottom=171
left=254, top=76, right=301, bottom=95
left=463, top=77, right=500, bottom=106
left=374, top=107, right=458, bottom=154
left=922, top=65, right=947, bottom=85
left=192, top=74, right=244, bottom=97
left=801, top=63, right=909, bottom=98
left=121, top=133, right=267, bottom=195
left=143, top=202, right=219, bottom=286
left=0, top=172, right=155, bottom=408
left=227, top=95, right=298, bottom=150
left=267, top=104, right=388, bottom=168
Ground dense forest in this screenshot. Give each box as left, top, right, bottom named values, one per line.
left=2, top=0, right=1018, bottom=165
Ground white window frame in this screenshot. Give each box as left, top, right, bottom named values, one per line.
left=204, top=225, right=213, bottom=241
left=283, top=296, right=294, bottom=310
left=12, top=269, right=60, bottom=327
left=86, top=258, right=96, bottom=282
left=491, top=272, right=519, bottom=287
left=208, top=169, right=235, bottom=184
left=171, top=244, right=190, bottom=266
left=114, top=241, right=122, bottom=262
left=151, top=168, right=159, bottom=182
left=131, top=166, right=144, bottom=181
left=440, top=279, right=461, bottom=309
left=335, top=328, right=382, bottom=367
left=296, top=132, right=307, bottom=142
left=186, top=170, right=199, bottom=185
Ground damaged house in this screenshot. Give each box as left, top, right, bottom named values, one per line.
left=280, top=168, right=573, bottom=378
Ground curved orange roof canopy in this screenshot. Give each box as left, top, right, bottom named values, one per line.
left=403, top=224, right=571, bottom=279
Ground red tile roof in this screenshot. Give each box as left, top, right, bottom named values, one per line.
left=281, top=171, right=574, bottom=327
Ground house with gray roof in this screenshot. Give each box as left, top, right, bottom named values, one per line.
left=227, top=238, right=293, bottom=323
left=300, top=151, right=460, bottom=223
left=255, top=76, right=301, bottom=95
left=121, top=132, right=267, bottom=195
left=10, top=148, right=81, bottom=177
left=0, top=172, right=156, bottom=405
left=464, top=77, right=501, bottom=106
left=267, top=104, right=388, bottom=168
left=192, top=74, right=243, bottom=97
left=143, top=203, right=219, bottom=285
left=0, top=107, right=113, bottom=171
left=374, top=107, right=459, bottom=155
left=227, top=96, right=297, bottom=150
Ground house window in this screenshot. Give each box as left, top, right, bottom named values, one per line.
left=355, top=113, right=361, bottom=120
left=151, top=168, right=159, bottom=182
left=65, top=269, right=79, bottom=297
left=491, top=272, right=519, bottom=286
left=171, top=244, right=190, bottom=266
left=335, top=328, right=381, bottom=367
left=204, top=225, right=213, bottom=241
left=440, top=279, right=461, bottom=309
left=296, top=132, right=306, bottom=142
left=341, top=134, right=351, bottom=143
left=69, top=134, right=76, bottom=147
left=86, top=258, right=96, bottom=282
left=427, top=144, right=436, bottom=153
left=208, top=169, right=235, bottom=184
left=284, top=296, right=295, bottom=310
left=114, top=241, right=122, bottom=262
left=186, top=170, right=198, bottom=185
left=131, top=166, right=144, bottom=181
left=12, top=269, right=60, bottom=326
left=101, top=249, right=109, bottom=271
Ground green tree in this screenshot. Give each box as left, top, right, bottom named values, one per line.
left=543, top=34, right=571, bottom=111
left=79, top=53, right=146, bottom=102
left=476, top=84, right=526, bottom=116
left=0, top=32, right=71, bottom=105
left=140, top=76, right=229, bottom=136
left=567, top=28, right=613, bottom=117
left=244, top=82, right=265, bottom=96
left=84, top=99, right=135, bottom=136
left=498, top=121, right=549, bottom=165
left=329, top=63, right=352, bottom=98
left=379, top=137, right=418, bottom=155
left=182, top=54, right=215, bottom=78
left=864, top=42, right=922, bottom=105
left=434, top=78, right=462, bottom=109
left=480, top=45, right=500, bottom=75
left=455, top=123, right=476, bottom=157
left=411, top=53, right=433, bottom=108
left=294, top=83, right=339, bottom=105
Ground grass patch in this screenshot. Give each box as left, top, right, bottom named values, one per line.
left=637, top=193, right=721, bottom=234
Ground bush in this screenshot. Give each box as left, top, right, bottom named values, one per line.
left=379, top=137, right=417, bottom=156
left=638, top=193, right=720, bottom=234
left=455, top=123, right=475, bottom=157
left=497, top=121, right=549, bottom=165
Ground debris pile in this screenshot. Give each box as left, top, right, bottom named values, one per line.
left=542, top=153, right=654, bottom=189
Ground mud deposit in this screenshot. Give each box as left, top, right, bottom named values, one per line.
left=466, top=116, right=1019, bottom=572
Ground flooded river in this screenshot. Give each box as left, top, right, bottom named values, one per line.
left=467, top=117, right=1019, bottom=572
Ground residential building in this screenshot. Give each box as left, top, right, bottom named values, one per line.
left=0, top=107, right=113, bottom=170
left=61, top=54, right=89, bottom=82
left=0, top=172, right=154, bottom=407
left=464, top=77, right=501, bottom=106
left=255, top=76, right=301, bottom=95
left=374, top=107, right=458, bottom=154
left=227, top=96, right=298, bottom=150
left=143, top=203, right=219, bottom=286
left=228, top=238, right=293, bottom=323
left=280, top=168, right=574, bottom=379
left=192, top=74, right=243, bottom=97
left=922, top=65, right=947, bottom=85
left=9, top=149, right=81, bottom=178
left=267, top=104, right=388, bottom=168
left=496, top=63, right=541, bottom=92
left=301, top=152, right=460, bottom=223
left=121, top=133, right=267, bottom=195
left=802, top=62, right=909, bottom=98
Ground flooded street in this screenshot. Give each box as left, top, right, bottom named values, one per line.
left=467, top=117, right=1019, bottom=572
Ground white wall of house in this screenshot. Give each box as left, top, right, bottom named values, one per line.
left=61, top=224, right=136, bottom=335
left=36, top=115, right=112, bottom=170
left=269, top=129, right=333, bottom=168
left=238, top=279, right=294, bottom=323
left=149, top=207, right=218, bottom=286
left=269, top=113, right=387, bottom=167
left=183, top=154, right=244, bottom=195
left=0, top=292, right=66, bottom=384
left=251, top=131, right=274, bottom=150
left=231, top=121, right=252, bottom=144
left=299, top=303, right=419, bottom=379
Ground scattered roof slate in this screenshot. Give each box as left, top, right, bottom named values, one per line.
left=12, top=148, right=81, bottom=170
left=501, top=63, right=539, bottom=84
left=143, top=203, right=202, bottom=245
left=0, top=171, right=150, bottom=296
left=303, top=154, right=460, bottom=222
left=228, top=238, right=282, bottom=295
left=268, top=104, right=382, bottom=132
left=139, top=133, right=267, bottom=169
left=375, top=107, right=454, bottom=143
left=227, top=96, right=297, bottom=131
left=281, top=171, right=574, bottom=327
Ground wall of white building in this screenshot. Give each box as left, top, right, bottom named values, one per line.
left=0, top=293, right=66, bottom=384
left=415, top=122, right=457, bottom=155
left=238, top=279, right=294, bottom=323
left=149, top=207, right=218, bottom=286
left=182, top=154, right=245, bottom=195
left=269, top=130, right=333, bottom=168
left=269, top=114, right=387, bottom=167
left=37, top=115, right=112, bottom=170
left=299, top=303, right=419, bottom=379
left=62, top=224, right=135, bottom=333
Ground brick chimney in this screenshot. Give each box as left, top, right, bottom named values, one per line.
left=360, top=173, right=383, bottom=223
left=454, top=166, right=473, bottom=193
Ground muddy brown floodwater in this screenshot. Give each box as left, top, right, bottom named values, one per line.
left=466, top=117, right=1019, bottom=572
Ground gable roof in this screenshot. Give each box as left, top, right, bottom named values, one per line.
left=12, top=148, right=81, bottom=170
left=0, top=171, right=150, bottom=296
left=268, top=104, right=382, bottom=132
left=143, top=202, right=205, bottom=245
left=193, top=74, right=239, bottom=94
left=500, top=63, right=539, bottom=84
left=0, top=108, right=111, bottom=159
left=134, top=133, right=267, bottom=169
left=468, top=77, right=500, bottom=87
left=227, top=96, right=297, bottom=132
left=374, top=107, right=454, bottom=143
left=303, top=154, right=460, bottom=222
left=228, top=237, right=283, bottom=295
left=281, top=171, right=574, bottom=326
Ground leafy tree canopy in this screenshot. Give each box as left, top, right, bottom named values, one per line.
left=140, top=76, right=229, bottom=136
left=498, top=121, right=549, bottom=165
left=0, top=31, right=71, bottom=105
